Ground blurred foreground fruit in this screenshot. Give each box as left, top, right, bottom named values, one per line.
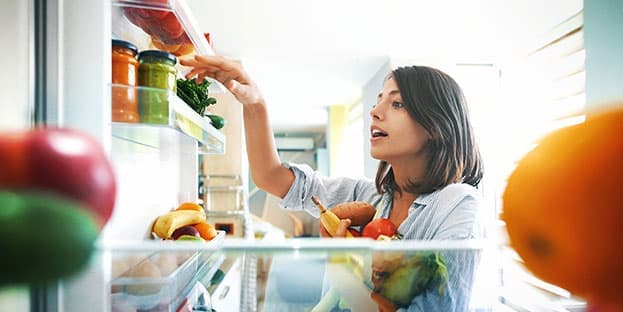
left=503, top=106, right=623, bottom=307
left=0, top=191, right=98, bottom=285
left=0, top=127, right=117, bottom=228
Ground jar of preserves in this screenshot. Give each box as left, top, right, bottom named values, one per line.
left=137, top=50, right=177, bottom=124
left=111, top=39, right=139, bottom=123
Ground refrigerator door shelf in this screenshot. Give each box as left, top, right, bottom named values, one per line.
left=111, top=84, right=225, bottom=154
left=111, top=0, right=225, bottom=93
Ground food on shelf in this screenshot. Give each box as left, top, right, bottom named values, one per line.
left=177, top=235, right=205, bottom=242
left=152, top=252, right=178, bottom=276
left=137, top=50, right=178, bottom=124
left=152, top=200, right=221, bottom=244
left=171, top=225, right=201, bottom=240
left=112, top=39, right=140, bottom=123
left=176, top=201, right=203, bottom=212
left=122, top=7, right=187, bottom=45
left=126, top=259, right=162, bottom=295
left=362, top=218, right=398, bottom=240
left=0, top=191, right=99, bottom=285
left=176, top=77, right=225, bottom=130
left=0, top=127, right=117, bottom=228
left=194, top=221, right=218, bottom=240
left=503, top=106, right=623, bottom=308
left=205, top=114, right=225, bottom=130
left=151, top=37, right=194, bottom=57
left=176, top=78, right=218, bottom=116
left=152, top=208, right=206, bottom=239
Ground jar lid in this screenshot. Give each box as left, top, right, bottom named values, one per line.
left=137, top=50, right=177, bottom=64
left=112, top=39, right=138, bottom=55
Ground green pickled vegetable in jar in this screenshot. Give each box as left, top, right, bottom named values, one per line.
left=137, top=50, right=177, bottom=124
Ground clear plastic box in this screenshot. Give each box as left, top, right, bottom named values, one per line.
left=110, top=231, right=225, bottom=311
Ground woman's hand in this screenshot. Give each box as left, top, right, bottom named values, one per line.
left=318, top=201, right=376, bottom=237
left=319, top=218, right=351, bottom=238
left=179, top=55, right=264, bottom=107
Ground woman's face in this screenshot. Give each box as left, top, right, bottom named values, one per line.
left=369, top=76, right=431, bottom=162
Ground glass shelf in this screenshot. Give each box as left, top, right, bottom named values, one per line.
left=100, top=238, right=498, bottom=312
left=111, top=0, right=225, bottom=93
left=111, top=84, right=225, bottom=154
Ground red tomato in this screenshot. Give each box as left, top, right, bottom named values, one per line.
left=362, top=218, right=397, bottom=240
left=0, top=128, right=117, bottom=229
left=123, top=8, right=151, bottom=33
left=152, top=12, right=185, bottom=44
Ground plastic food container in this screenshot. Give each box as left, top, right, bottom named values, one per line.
left=137, top=50, right=177, bottom=124
left=111, top=39, right=139, bottom=122
left=110, top=232, right=225, bottom=311
left=202, top=175, right=245, bottom=212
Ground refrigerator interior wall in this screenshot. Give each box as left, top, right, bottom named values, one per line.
left=0, top=0, right=32, bottom=131
left=0, top=2, right=33, bottom=312
left=103, top=129, right=198, bottom=241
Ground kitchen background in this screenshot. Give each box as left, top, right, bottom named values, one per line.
left=1, top=0, right=622, bottom=311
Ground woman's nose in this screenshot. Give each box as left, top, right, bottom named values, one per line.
left=370, top=104, right=382, bottom=120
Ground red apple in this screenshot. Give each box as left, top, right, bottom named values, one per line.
left=0, top=127, right=117, bottom=228
left=172, top=225, right=200, bottom=240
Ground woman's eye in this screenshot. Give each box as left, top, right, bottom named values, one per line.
left=391, top=101, right=404, bottom=108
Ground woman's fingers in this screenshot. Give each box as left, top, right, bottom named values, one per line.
left=334, top=219, right=351, bottom=237
left=318, top=218, right=351, bottom=237
left=179, top=54, right=263, bottom=106
left=319, top=221, right=330, bottom=237
left=193, top=55, right=236, bottom=71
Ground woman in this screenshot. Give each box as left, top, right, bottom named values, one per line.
left=181, top=55, right=484, bottom=311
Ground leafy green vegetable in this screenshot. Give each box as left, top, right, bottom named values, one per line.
left=377, top=251, right=449, bottom=307
left=206, top=114, right=226, bottom=130
left=176, top=78, right=218, bottom=116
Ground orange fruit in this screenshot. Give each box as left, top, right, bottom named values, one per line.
left=194, top=222, right=217, bottom=241
left=176, top=202, right=203, bottom=212
left=502, top=105, right=623, bottom=307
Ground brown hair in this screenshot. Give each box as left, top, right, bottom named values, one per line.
left=375, top=65, right=483, bottom=195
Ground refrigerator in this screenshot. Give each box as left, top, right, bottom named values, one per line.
left=1, top=1, right=592, bottom=311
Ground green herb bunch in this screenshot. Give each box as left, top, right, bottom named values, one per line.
left=176, top=78, right=217, bottom=116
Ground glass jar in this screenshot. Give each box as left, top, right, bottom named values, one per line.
left=111, top=39, right=139, bottom=123
left=137, top=50, right=177, bottom=124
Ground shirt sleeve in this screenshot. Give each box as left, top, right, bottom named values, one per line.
left=280, top=162, right=381, bottom=217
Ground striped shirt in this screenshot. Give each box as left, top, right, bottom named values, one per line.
left=280, top=162, right=484, bottom=311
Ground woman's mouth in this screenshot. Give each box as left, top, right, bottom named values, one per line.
left=370, top=127, right=388, bottom=141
